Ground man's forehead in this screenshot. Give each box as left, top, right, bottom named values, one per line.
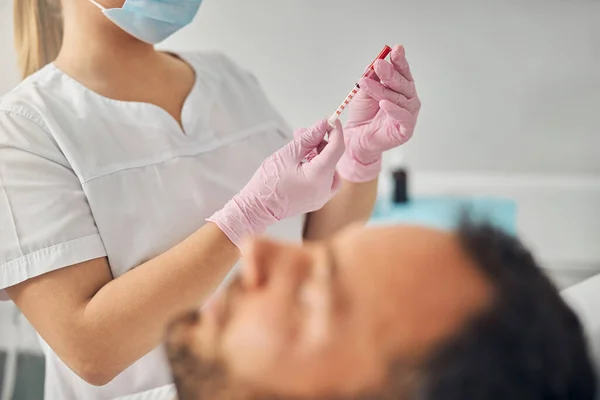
left=336, top=224, right=454, bottom=245
left=331, top=225, right=462, bottom=272
left=332, top=224, right=491, bottom=294
left=330, top=224, right=494, bottom=356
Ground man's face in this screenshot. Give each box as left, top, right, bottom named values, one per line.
left=167, top=226, right=492, bottom=399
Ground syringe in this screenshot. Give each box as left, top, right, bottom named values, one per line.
left=327, top=45, right=393, bottom=127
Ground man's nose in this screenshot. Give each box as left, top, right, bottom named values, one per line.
left=242, top=250, right=313, bottom=292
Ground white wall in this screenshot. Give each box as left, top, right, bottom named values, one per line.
left=406, top=172, right=600, bottom=288
left=162, top=0, right=600, bottom=174
left=0, top=1, right=20, bottom=93
left=0, top=0, right=599, bottom=353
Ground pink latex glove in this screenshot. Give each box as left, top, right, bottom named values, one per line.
left=207, top=120, right=345, bottom=249
left=338, top=45, right=421, bottom=182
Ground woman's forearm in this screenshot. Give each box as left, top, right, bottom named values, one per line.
left=8, top=222, right=239, bottom=386
left=82, top=223, right=238, bottom=382
left=303, top=178, right=378, bottom=241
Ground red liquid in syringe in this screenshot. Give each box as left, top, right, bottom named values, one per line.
left=328, top=45, right=392, bottom=127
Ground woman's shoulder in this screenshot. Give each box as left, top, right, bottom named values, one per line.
left=0, top=64, right=64, bottom=130
left=176, top=51, right=243, bottom=72
left=176, top=51, right=260, bottom=87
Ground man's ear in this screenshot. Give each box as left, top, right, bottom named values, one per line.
left=241, top=237, right=284, bottom=289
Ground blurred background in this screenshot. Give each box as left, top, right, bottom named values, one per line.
left=0, top=0, right=599, bottom=398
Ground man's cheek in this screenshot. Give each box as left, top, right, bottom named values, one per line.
left=222, top=311, right=290, bottom=379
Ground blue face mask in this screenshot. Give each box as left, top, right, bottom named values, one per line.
left=89, top=0, right=203, bottom=44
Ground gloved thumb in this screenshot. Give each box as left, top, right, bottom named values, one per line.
left=292, top=120, right=330, bottom=161
left=305, top=119, right=345, bottom=172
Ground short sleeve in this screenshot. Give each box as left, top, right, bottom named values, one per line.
left=241, top=65, right=294, bottom=139
left=214, top=52, right=295, bottom=139
left=0, top=110, right=107, bottom=300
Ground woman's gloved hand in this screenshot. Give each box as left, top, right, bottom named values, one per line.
left=207, top=120, right=345, bottom=249
left=339, top=45, right=421, bottom=182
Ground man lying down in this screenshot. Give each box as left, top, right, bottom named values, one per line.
left=165, top=219, right=597, bottom=400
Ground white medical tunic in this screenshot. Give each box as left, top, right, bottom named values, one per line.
left=0, top=52, right=303, bottom=400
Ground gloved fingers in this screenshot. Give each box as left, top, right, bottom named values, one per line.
left=379, top=100, right=416, bottom=142
left=292, top=119, right=330, bottom=161
left=305, top=119, right=345, bottom=172
left=407, top=97, right=422, bottom=116
left=303, top=119, right=331, bottom=145
left=331, top=171, right=342, bottom=193
left=373, top=59, right=416, bottom=100
left=293, top=127, right=318, bottom=161
left=362, top=65, right=381, bottom=82
left=305, top=140, right=327, bottom=162
left=350, top=87, right=381, bottom=113
left=380, top=100, right=416, bottom=122
left=293, top=127, right=303, bottom=140
left=390, top=45, right=414, bottom=82
left=358, top=77, right=408, bottom=108
left=351, top=81, right=376, bottom=104
left=316, top=140, right=328, bottom=154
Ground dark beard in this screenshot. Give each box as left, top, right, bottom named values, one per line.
left=165, top=276, right=245, bottom=400
left=167, top=340, right=411, bottom=400
left=167, top=337, right=232, bottom=400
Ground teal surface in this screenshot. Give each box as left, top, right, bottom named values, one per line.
left=369, top=196, right=517, bottom=235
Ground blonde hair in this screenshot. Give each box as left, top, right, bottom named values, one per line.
left=13, top=0, right=64, bottom=79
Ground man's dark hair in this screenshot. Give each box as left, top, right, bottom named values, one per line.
left=416, top=218, right=597, bottom=400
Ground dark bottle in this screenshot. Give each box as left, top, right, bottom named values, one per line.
left=392, top=168, right=409, bottom=204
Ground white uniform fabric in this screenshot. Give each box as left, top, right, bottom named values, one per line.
left=114, top=384, right=176, bottom=400
left=562, top=275, right=600, bottom=376
left=0, top=52, right=303, bottom=400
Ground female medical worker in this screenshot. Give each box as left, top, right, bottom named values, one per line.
left=0, top=0, right=421, bottom=399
